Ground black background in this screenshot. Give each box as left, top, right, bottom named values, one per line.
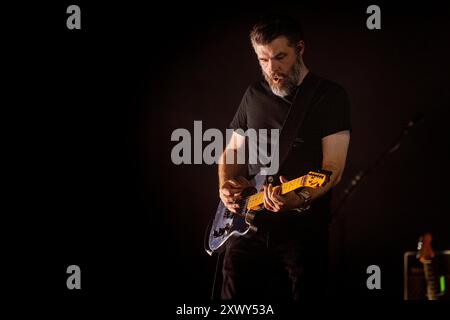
left=10, top=0, right=450, bottom=309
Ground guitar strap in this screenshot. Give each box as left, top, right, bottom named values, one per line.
left=265, top=72, right=322, bottom=181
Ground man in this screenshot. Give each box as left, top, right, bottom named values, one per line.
left=218, top=15, right=351, bottom=300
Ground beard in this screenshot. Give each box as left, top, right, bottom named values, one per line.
left=263, top=56, right=302, bottom=98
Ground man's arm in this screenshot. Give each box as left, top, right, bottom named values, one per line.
left=307, top=130, right=350, bottom=201
left=265, top=130, right=350, bottom=212
left=218, top=131, right=247, bottom=186
left=218, top=131, right=250, bottom=213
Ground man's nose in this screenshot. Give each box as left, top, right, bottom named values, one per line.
left=267, top=59, right=280, bottom=74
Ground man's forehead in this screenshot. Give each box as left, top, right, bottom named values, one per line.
left=254, top=36, right=292, bottom=57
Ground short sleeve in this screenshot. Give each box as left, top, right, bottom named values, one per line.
left=229, top=87, right=250, bottom=134
left=320, top=86, right=352, bottom=138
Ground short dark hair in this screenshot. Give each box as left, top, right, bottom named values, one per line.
left=250, top=14, right=304, bottom=49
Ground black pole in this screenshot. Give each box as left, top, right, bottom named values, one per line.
left=331, top=112, right=424, bottom=295
left=334, top=112, right=424, bottom=217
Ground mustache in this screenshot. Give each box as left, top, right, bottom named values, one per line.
left=269, top=73, right=287, bottom=79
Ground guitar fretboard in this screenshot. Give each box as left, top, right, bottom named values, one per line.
left=246, top=176, right=307, bottom=210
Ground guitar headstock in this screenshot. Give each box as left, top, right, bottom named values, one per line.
left=417, top=232, right=436, bottom=263
left=304, top=170, right=332, bottom=188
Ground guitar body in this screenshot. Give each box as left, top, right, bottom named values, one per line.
left=207, top=174, right=265, bottom=255
left=206, top=170, right=331, bottom=255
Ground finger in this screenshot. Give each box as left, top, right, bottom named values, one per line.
left=223, top=195, right=242, bottom=204
left=225, top=194, right=241, bottom=202
left=269, top=194, right=281, bottom=212
left=263, top=197, right=276, bottom=212
left=231, top=192, right=244, bottom=201
left=224, top=196, right=241, bottom=207
left=221, top=187, right=242, bottom=196
left=272, top=187, right=287, bottom=208
left=230, top=188, right=244, bottom=196
left=270, top=184, right=282, bottom=206
left=229, top=179, right=245, bottom=188
left=227, top=206, right=237, bottom=213
left=266, top=184, right=274, bottom=207
left=264, top=184, right=276, bottom=209
left=263, top=185, right=272, bottom=210
left=272, top=186, right=284, bottom=200
left=221, top=189, right=244, bottom=201
left=279, top=176, right=288, bottom=183
left=224, top=199, right=237, bottom=206
left=220, top=194, right=232, bottom=202
left=220, top=195, right=235, bottom=206
left=225, top=203, right=240, bottom=212
left=269, top=185, right=280, bottom=201
left=221, top=198, right=236, bottom=213
left=237, top=176, right=252, bottom=187
left=272, top=185, right=281, bottom=195
left=231, top=192, right=243, bottom=201
left=271, top=192, right=283, bottom=205
left=221, top=188, right=232, bottom=196
left=272, top=195, right=284, bottom=209
left=274, top=200, right=284, bottom=211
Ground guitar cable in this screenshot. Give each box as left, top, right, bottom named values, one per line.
left=204, top=217, right=222, bottom=300
left=210, top=251, right=222, bottom=301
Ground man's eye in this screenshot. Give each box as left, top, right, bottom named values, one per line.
left=260, top=59, right=268, bottom=63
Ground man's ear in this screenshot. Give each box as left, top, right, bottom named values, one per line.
left=297, top=40, right=305, bottom=55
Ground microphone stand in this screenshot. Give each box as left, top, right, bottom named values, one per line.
left=334, top=113, right=424, bottom=217
left=330, top=113, right=424, bottom=293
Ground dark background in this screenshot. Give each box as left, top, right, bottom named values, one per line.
left=13, top=1, right=450, bottom=305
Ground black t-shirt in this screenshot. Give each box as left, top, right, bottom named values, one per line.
left=229, top=72, right=351, bottom=234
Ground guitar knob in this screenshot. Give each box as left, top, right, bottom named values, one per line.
left=213, top=228, right=225, bottom=237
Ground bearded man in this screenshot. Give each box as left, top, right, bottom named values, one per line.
left=218, top=14, right=352, bottom=300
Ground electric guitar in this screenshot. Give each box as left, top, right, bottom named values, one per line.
left=417, top=233, right=442, bottom=300
left=206, top=170, right=331, bottom=255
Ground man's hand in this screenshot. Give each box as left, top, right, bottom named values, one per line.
left=263, top=176, right=303, bottom=213
left=219, top=176, right=251, bottom=213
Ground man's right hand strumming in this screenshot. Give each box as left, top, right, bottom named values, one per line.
left=219, top=176, right=251, bottom=213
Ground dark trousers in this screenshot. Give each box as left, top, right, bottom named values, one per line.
left=221, top=229, right=329, bottom=301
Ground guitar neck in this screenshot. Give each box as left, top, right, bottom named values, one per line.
left=417, top=233, right=441, bottom=300
left=246, top=175, right=308, bottom=210
left=423, top=261, right=440, bottom=300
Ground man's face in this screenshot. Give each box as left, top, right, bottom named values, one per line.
left=253, top=36, right=302, bottom=98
